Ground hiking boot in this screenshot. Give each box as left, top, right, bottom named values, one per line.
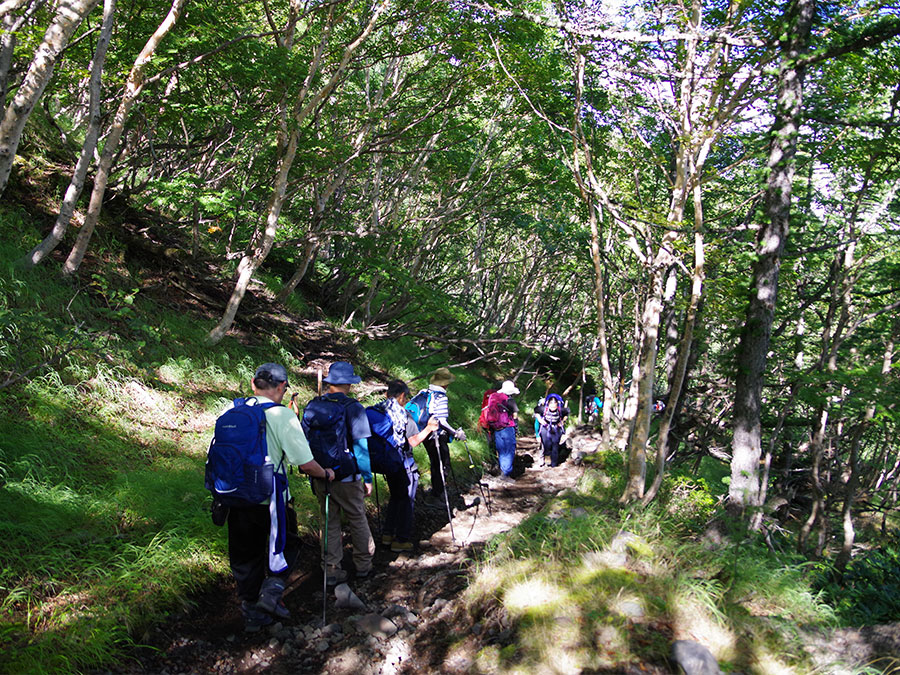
left=498, top=474, right=516, bottom=484
left=355, top=567, right=374, bottom=580
left=391, top=540, right=414, bottom=553
left=325, top=569, right=349, bottom=586
left=255, top=576, right=287, bottom=616
left=241, top=601, right=274, bottom=632
left=381, top=533, right=394, bottom=546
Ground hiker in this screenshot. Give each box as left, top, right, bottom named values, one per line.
left=370, top=380, right=440, bottom=552
left=477, top=381, right=502, bottom=452
left=486, top=380, right=520, bottom=482
left=534, top=393, right=570, bottom=467
left=302, top=361, right=375, bottom=585
left=213, top=363, right=335, bottom=632
left=533, top=395, right=546, bottom=439
left=419, top=367, right=467, bottom=501
left=586, top=393, right=602, bottom=425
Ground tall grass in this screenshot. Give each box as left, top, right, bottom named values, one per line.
left=464, top=450, right=837, bottom=674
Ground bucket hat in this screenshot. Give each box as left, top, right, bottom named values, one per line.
left=430, top=367, right=455, bottom=387
left=323, top=361, right=361, bottom=385
left=500, top=380, right=520, bottom=396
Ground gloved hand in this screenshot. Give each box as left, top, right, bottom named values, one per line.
left=455, top=428, right=467, bottom=442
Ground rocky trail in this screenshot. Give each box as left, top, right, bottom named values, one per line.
left=103, top=436, right=597, bottom=675
left=99, top=428, right=900, bottom=675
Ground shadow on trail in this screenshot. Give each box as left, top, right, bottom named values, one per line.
left=104, top=436, right=585, bottom=675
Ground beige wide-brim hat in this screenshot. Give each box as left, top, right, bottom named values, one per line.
left=500, top=380, right=520, bottom=396
left=430, top=367, right=455, bottom=387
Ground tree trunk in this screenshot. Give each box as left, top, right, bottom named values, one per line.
left=22, top=0, right=115, bottom=267
left=642, top=188, right=705, bottom=506
left=729, top=0, right=815, bottom=514
left=208, top=0, right=390, bottom=343
left=0, top=0, right=99, bottom=196
left=62, top=0, right=187, bottom=275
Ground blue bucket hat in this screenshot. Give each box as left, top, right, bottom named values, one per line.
left=255, top=362, right=289, bottom=386
left=323, top=361, right=361, bottom=385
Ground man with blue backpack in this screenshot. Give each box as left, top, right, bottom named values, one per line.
left=301, top=361, right=375, bottom=586
left=205, top=363, right=334, bottom=632
left=367, top=380, right=439, bottom=552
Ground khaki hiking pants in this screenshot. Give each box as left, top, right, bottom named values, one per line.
left=312, top=477, right=374, bottom=575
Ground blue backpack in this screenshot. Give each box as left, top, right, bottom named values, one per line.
left=301, top=394, right=359, bottom=480
left=404, top=389, right=432, bottom=428
left=365, top=402, right=404, bottom=475
left=205, top=397, right=281, bottom=506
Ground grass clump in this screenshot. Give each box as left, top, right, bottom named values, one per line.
left=465, top=456, right=836, bottom=674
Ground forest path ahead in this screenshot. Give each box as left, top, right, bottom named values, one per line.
left=108, top=435, right=612, bottom=675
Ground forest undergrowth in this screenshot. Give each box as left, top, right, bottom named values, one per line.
left=1, top=186, right=899, bottom=675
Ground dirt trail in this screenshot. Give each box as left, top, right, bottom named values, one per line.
left=109, top=436, right=585, bottom=675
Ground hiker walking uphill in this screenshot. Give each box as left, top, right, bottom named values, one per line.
left=205, top=363, right=335, bottom=632
left=301, top=361, right=375, bottom=586
left=485, top=380, right=520, bottom=482
left=412, top=368, right=467, bottom=502
left=367, top=380, right=440, bottom=552
left=534, top=393, right=570, bottom=468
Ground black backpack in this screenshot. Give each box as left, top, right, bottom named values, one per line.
left=301, top=394, right=359, bottom=480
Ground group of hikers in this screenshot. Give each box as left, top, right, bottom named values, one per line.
left=205, top=360, right=573, bottom=631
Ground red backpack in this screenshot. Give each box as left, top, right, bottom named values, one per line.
left=484, top=391, right=510, bottom=430
left=478, top=388, right=497, bottom=431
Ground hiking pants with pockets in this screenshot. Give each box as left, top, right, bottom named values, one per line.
left=312, top=478, right=375, bottom=575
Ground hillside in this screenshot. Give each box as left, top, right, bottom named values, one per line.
left=3, top=170, right=900, bottom=674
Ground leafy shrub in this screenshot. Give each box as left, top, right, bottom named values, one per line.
left=660, top=475, right=717, bottom=528
left=815, top=542, right=900, bottom=625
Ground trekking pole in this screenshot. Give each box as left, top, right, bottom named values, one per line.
left=434, top=431, right=456, bottom=544
left=463, top=439, right=492, bottom=516
left=321, top=479, right=330, bottom=627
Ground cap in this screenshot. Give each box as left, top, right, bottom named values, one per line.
left=254, top=362, right=289, bottom=385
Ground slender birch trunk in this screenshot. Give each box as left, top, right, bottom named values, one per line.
left=642, top=184, right=705, bottom=506
left=23, top=0, right=116, bottom=267
left=62, top=0, right=187, bottom=275
left=208, top=0, right=390, bottom=344
left=0, top=0, right=99, bottom=196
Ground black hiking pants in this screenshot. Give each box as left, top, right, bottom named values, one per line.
left=423, top=431, right=452, bottom=496
left=227, top=503, right=299, bottom=602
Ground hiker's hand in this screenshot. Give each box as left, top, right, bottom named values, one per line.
left=455, top=428, right=467, bottom=442
left=364, top=481, right=373, bottom=496
left=325, top=468, right=335, bottom=481
left=425, top=417, right=440, bottom=431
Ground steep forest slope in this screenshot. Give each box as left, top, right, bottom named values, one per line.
left=3, top=165, right=900, bottom=675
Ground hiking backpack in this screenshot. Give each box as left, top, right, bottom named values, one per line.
left=301, top=394, right=359, bottom=480
left=404, top=389, right=432, bottom=428
left=205, top=397, right=281, bottom=507
left=485, top=391, right=510, bottom=430
left=365, top=402, right=404, bottom=475
left=478, top=388, right=498, bottom=431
